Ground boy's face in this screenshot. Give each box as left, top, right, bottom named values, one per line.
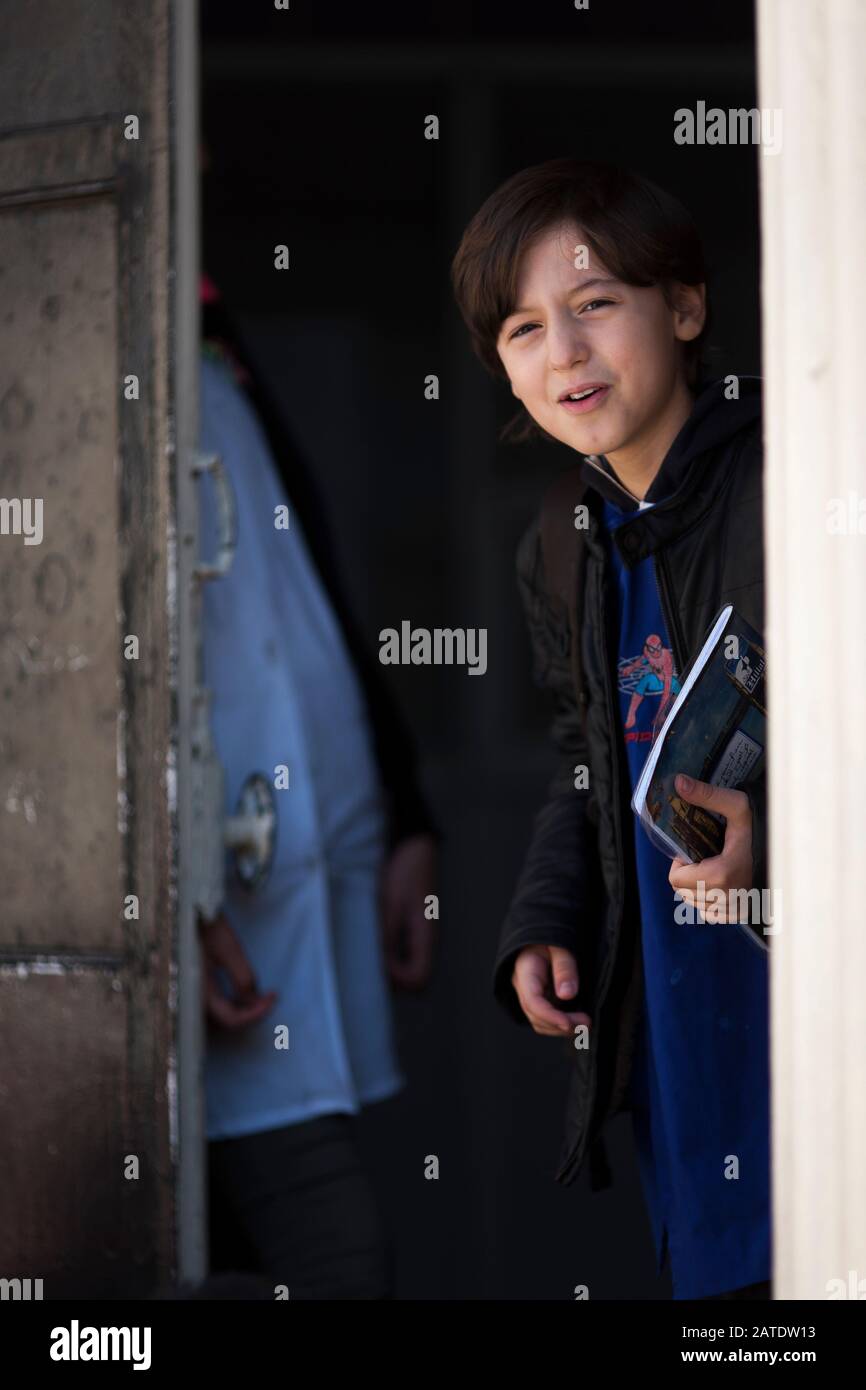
left=495, top=221, right=705, bottom=468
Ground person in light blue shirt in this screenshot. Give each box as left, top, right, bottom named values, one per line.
left=196, top=283, right=438, bottom=1299
left=199, top=347, right=404, bottom=1133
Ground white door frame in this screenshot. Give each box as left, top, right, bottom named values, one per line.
left=758, top=0, right=866, bottom=1301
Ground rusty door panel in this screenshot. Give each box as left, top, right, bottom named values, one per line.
left=0, top=0, right=178, bottom=1297
left=0, top=197, right=122, bottom=950
left=0, top=969, right=160, bottom=1298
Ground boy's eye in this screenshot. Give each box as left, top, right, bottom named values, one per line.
left=509, top=321, right=538, bottom=340
left=507, top=298, right=615, bottom=340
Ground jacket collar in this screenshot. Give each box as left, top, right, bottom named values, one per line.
left=580, top=442, right=734, bottom=567
left=579, top=453, right=646, bottom=512
left=578, top=378, right=762, bottom=566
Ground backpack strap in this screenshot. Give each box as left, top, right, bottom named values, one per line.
left=539, top=465, right=590, bottom=730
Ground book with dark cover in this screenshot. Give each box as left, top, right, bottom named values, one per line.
left=631, top=605, right=766, bottom=863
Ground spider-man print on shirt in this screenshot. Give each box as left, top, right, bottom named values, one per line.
left=617, top=633, right=681, bottom=744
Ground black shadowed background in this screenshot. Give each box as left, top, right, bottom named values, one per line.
left=200, top=0, right=760, bottom=1301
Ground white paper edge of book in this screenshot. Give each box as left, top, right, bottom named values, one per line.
left=630, top=603, right=734, bottom=857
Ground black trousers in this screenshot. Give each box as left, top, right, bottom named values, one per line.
left=208, top=1112, right=393, bottom=1300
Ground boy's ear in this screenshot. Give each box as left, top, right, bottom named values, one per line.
left=671, top=281, right=706, bottom=344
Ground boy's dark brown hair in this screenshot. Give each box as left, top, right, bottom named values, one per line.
left=450, top=158, right=711, bottom=444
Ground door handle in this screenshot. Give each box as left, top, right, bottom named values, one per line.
left=190, top=691, right=278, bottom=918
left=192, top=450, right=237, bottom=580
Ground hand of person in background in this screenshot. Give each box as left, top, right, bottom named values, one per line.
left=198, top=910, right=278, bottom=1030
left=379, top=833, right=438, bottom=990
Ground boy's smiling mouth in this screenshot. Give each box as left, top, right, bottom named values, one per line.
left=558, top=383, right=611, bottom=414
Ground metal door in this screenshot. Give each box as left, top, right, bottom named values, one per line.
left=0, top=0, right=203, bottom=1298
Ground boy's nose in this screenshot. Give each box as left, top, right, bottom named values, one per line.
left=547, top=325, right=590, bottom=372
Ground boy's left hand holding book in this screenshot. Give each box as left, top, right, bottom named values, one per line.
left=667, top=774, right=754, bottom=922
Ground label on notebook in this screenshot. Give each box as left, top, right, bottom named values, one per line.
left=710, top=728, right=763, bottom=790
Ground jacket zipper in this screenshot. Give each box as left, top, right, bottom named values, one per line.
left=584, top=449, right=689, bottom=672
left=558, top=521, right=686, bottom=1185
left=652, top=547, right=689, bottom=675
left=557, top=525, right=626, bottom=1184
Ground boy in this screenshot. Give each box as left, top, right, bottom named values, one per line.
left=451, top=159, right=771, bottom=1301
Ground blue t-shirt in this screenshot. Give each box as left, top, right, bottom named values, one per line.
left=602, top=494, right=771, bottom=1300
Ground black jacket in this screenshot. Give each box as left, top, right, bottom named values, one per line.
left=492, top=378, right=767, bottom=1191
left=202, top=293, right=438, bottom=853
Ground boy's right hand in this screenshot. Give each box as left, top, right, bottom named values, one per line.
left=512, top=945, right=592, bottom=1037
